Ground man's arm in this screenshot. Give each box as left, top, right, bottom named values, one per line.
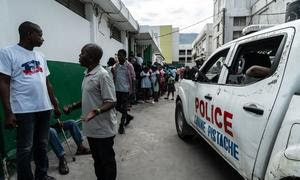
left=63, top=101, right=81, bottom=114
left=0, top=73, right=17, bottom=128
left=46, top=77, right=61, bottom=118
left=83, top=101, right=115, bottom=121
left=246, top=65, right=270, bottom=78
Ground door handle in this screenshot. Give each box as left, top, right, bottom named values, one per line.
left=204, top=94, right=212, bottom=101
left=243, top=105, right=264, bottom=115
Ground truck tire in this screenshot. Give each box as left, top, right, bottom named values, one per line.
left=175, top=100, right=195, bottom=140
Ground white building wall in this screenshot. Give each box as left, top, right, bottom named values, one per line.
left=213, top=0, right=254, bottom=51
left=0, top=0, right=135, bottom=66
left=213, top=0, right=294, bottom=52
left=85, top=3, right=128, bottom=65
left=251, top=0, right=293, bottom=25
left=0, top=0, right=91, bottom=63
left=224, top=0, right=251, bottom=43
left=193, top=23, right=213, bottom=61
left=151, top=26, right=161, bottom=48
left=179, top=44, right=193, bottom=66
left=95, top=14, right=128, bottom=64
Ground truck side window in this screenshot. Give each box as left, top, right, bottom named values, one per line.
left=226, top=35, right=284, bottom=85
left=200, top=49, right=229, bottom=84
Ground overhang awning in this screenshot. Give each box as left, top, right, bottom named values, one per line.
left=82, top=0, right=139, bottom=32
left=135, top=31, right=162, bottom=55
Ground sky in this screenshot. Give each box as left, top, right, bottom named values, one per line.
left=122, top=0, right=214, bottom=33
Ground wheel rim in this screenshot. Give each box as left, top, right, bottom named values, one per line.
left=177, top=110, right=184, bottom=134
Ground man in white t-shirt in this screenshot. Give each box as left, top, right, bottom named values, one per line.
left=0, top=21, right=61, bottom=180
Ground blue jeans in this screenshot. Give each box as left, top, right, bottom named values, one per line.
left=48, top=120, right=83, bottom=158
left=15, top=110, right=52, bottom=180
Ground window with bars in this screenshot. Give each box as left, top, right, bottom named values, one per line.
left=179, top=57, right=185, bottom=62
left=179, top=50, right=186, bottom=55
left=233, top=31, right=243, bottom=40
left=55, top=0, right=86, bottom=19
left=233, top=17, right=246, bottom=26
left=111, top=26, right=122, bottom=42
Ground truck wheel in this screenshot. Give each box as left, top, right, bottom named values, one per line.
left=175, top=100, right=195, bottom=140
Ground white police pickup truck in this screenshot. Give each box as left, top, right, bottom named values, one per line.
left=175, top=20, right=300, bottom=180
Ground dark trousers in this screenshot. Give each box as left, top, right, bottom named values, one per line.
left=15, top=110, right=52, bottom=180
left=87, top=136, right=116, bottom=180
left=116, top=91, right=132, bottom=127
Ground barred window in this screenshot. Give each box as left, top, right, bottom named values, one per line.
left=111, top=26, right=122, bottom=42
left=233, top=17, right=246, bottom=26
left=179, top=50, right=186, bottom=55
left=233, top=31, right=242, bottom=40
left=55, top=0, right=86, bottom=19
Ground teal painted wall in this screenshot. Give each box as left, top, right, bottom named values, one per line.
left=0, top=60, right=84, bottom=177
left=143, top=45, right=152, bottom=66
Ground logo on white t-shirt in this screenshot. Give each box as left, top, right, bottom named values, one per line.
left=21, top=60, right=43, bottom=75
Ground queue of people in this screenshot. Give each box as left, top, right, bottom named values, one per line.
left=0, top=21, right=181, bottom=180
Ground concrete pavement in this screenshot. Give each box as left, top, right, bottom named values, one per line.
left=11, top=97, right=243, bottom=180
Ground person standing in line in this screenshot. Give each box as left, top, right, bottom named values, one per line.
left=135, top=53, right=143, bottom=66
left=106, top=57, right=116, bottom=79
left=131, top=53, right=142, bottom=103
left=64, top=43, right=117, bottom=180
left=0, top=21, right=61, bottom=180
left=164, top=74, right=176, bottom=100
left=150, top=65, right=160, bottom=103
left=112, top=49, right=135, bottom=134
left=158, top=65, right=166, bottom=96
left=140, top=66, right=152, bottom=103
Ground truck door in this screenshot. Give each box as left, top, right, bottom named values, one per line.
left=188, top=46, right=234, bottom=148
left=221, top=29, right=292, bottom=178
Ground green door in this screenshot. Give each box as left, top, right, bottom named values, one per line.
left=143, top=45, right=152, bottom=66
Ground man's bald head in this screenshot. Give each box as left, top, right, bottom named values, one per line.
left=82, top=43, right=103, bottom=63
left=79, top=43, right=103, bottom=67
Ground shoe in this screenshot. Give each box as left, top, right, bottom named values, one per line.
left=164, top=97, right=169, bottom=100
left=58, top=156, right=69, bottom=175
left=118, top=126, right=125, bottom=134
left=124, top=115, right=134, bottom=126
left=76, top=147, right=91, bottom=155
left=43, top=175, right=56, bottom=180
left=171, top=98, right=174, bottom=100
left=151, top=101, right=155, bottom=104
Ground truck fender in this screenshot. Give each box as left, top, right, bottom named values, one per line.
left=265, top=95, right=300, bottom=180
left=176, top=86, right=190, bottom=124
